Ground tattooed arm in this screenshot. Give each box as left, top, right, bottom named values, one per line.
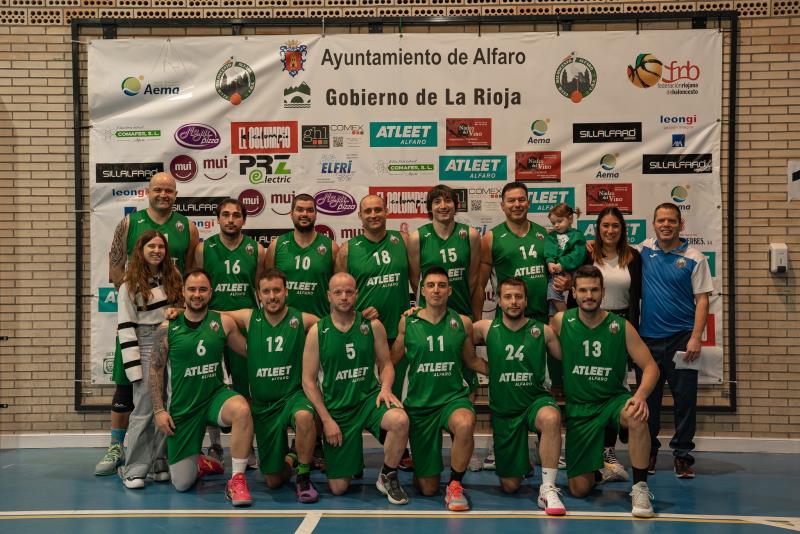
left=109, top=216, right=129, bottom=289
left=149, top=322, right=175, bottom=436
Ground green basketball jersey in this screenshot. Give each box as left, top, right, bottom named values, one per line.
left=167, top=311, right=227, bottom=419
left=204, top=234, right=259, bottom=311
left=490, top=221, right=548, bottom=322
left=402, top=309, right=468, bottom=409
left=247, top=307, right=306, bottom=407
left=417, top=222, right=472, bottom=317
left=127, top=210, right=192, bottom=274
left=317, top=314, right=379, bottom=416
left=559, top=309, right=629, bottom=405
left=273, top=231, right=334, bottom=317
left=485, top=316, right=551, bottom=416
left=347, top=230, right=410, bottom=340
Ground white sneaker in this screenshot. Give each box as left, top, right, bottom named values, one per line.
left=482, top=448, right=496, bottom=471
left=152, top=458, right=170, bottom=482
left=601, top=447, right=629, bottom=482
left=630, top=481, right=655, bottom=518
left=119, top=467, right=145, bottom=489
left=468, top=452, right=482, bottom=472
left=537, top=483, right=566, bottom=516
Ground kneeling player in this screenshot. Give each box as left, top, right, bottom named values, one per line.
left=392, top=267, right=488, bottom=511
left=225, top=269, right=321, bottom=502
left=552, top=266, right=659, bottom=518
left=473, top=276, right=565, bottom=515
left=149, top=269, right=254, bottom=507
left=302, top=273, right=410, bottom=504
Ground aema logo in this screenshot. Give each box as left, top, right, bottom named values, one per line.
left=528, top=119, right=551, bottom=144
left=528, top=187, right=574, bottom=213
left=578, top=218, right=646, bottom=245
left=121, top=75, right=179, bottom=97
left=596, top=153, right=620, bottom=179
left=439, top=156, right=507, bottom=181
left=370, top=122, right=437, bottom=147
left=98, top=287, right=118, bottom=313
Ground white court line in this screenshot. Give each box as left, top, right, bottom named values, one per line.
left=1, top=509, right=799, bottom=527
left=294, top=511, right=322, bottom=534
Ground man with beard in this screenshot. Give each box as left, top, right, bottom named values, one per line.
left=149, top=269, right=254, bottom=507
left=225, top=269, right=321, bottom=503
left=267, top=194, right=338, bottom=318
left=551, top=265, right=659, bottom=518
left=195, top=198, right=264, bottom=466
left=95, top=172, right=199, bottom=477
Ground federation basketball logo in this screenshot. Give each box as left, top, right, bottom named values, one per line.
left=627, top=53, right=663, bottom=88
left=554, top=52, right=597, bottom=103
left=280, top=40, right=307, bottom=78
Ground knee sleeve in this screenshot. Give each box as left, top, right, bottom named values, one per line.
left=112, top=384, right=134, bottom=413
left=170, top=456, right=199, bottom=492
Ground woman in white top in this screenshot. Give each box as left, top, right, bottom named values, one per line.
left=117, top=229, right=183, bottom=489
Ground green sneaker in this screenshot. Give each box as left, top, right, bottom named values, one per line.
left=95, top=443, right=124, bottom=476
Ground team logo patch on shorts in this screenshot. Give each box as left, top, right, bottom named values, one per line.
left=289, top=316, right=299, bottom=329
left=360, top=322, right=370, bottom=335
left=530, top=325, right=541, bottom=338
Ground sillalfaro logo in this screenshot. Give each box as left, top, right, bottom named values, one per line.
left=215, top=58, right=256, bottom=106
left=554, top=53, right=597, bottom=103
left=527, top=187, right=574, bottom=213
left=642, top=154, right=712, bottom=174
left=439, top=156, right=506, bottom=181
left=370, top=122, right=437, bottom=147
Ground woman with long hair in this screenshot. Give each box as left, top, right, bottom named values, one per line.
left=117, top=229, right=183, bottom=489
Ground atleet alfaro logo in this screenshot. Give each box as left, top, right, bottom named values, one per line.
left=439, top=156, right=507, bottom=181
left=370, top=122, right=437, bottom=147
left=573, top=122, right=642, bottom=143
left=642, top=154, right=712, bottom=174
left=96, top=162, right=164, bottom=183
left=554, top=53, right=597, bottom=103
left=120, top=75, right=180, bottom=96
left=215, top=58, right=256, bottom=106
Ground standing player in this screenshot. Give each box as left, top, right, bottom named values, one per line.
left=195, top=198, right=263, bottom=465
left=392, top=267, right=488, bottom=511
left=95, top=171, right=199, bottom=476
left=266, top=193, right=338, bottom=318
left=472, top=277, right=565, bottom=515
left=149, top=269, right=254, bottom=507
left=225, top=269, right=320, bottom=503
left=302, top=273, right=410, bottom=504
left=551, top=266, right=659, bottom=517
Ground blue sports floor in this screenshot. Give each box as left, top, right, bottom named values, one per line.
left=1, top=448, right=798, bottom=533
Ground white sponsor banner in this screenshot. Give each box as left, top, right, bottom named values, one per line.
left=89, top=30, right=723, bottom=384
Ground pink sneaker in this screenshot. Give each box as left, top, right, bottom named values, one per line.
left=295, top=474, right=319, bottom=503
left=197, top=454, right=224, bottom=478
left=225, top=473, right=253, bottom=507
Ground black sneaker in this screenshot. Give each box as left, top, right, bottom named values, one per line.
left=376, top=471, right=409, bottom=505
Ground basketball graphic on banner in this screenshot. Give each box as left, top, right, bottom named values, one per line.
left=627, top=53, right=663, bottom=88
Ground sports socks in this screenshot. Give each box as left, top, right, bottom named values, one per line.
left=541, top=467, right=557, bottom=486
left=231, top=457, right=248, bottom=475
left=110, top=428, right=126, bottom=446
left=449, top=469, right=465, bottom=483
left=632, top=467, right=648, bottom=485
